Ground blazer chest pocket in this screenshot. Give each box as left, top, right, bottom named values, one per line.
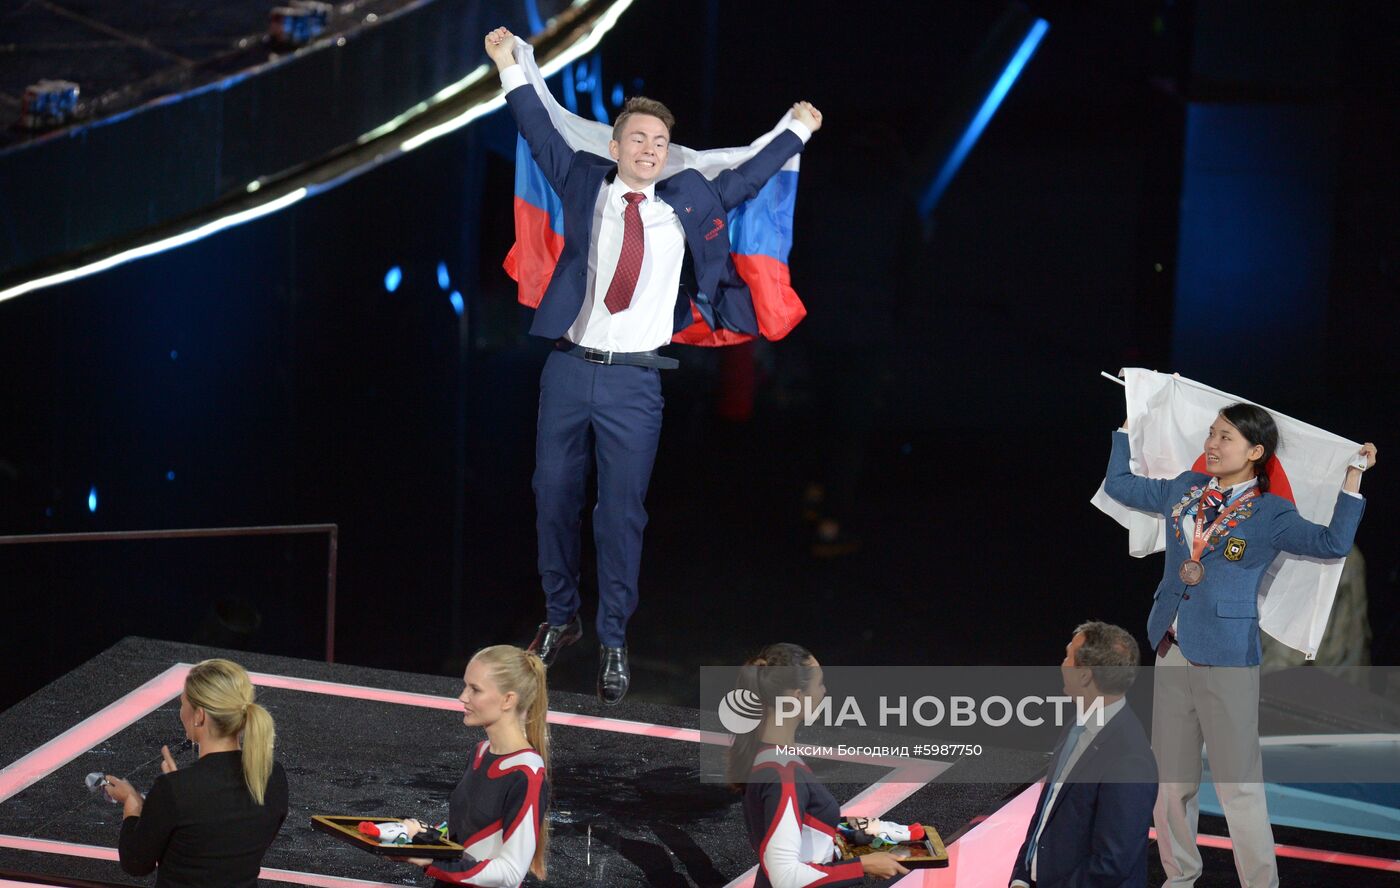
left=1216, top=600, right=1257, bottom=619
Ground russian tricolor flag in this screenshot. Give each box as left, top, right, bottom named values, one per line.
left=501, top=41, right=805, bottom=346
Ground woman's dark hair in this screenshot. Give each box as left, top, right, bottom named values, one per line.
left=725, top=642, right=815, bottom=790
left=1218, top=403, right=1280, bottom=492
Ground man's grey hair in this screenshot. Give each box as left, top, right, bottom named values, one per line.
left=1073, top=620, right=1140, bottom=695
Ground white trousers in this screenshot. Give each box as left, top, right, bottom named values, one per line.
left=1152, top=644, right=1278, bottom=888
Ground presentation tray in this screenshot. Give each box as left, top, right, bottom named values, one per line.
left=312, top=814, right=463, bottom=860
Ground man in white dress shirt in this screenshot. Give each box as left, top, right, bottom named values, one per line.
left=484, top=27, right=822, bottom=704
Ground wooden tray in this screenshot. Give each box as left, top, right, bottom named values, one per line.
left=837, top=824, right=949, bottom=869
left=311, top=815, right=464, bottom=860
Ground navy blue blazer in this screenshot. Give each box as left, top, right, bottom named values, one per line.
left=1010, top=705, right=1157, bottom=888
left=1104, top=431, right=1365, bottom=666
left=503, top=81, right=805, bottom=341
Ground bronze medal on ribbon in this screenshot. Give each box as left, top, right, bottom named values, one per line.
left=1179, top=559, right=1204, bottom=586
left=1183, top=486, right=1259, bottom=588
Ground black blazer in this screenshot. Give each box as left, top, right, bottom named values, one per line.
left=1010, top=705, right=1158, bottom=888
left=119, top=750, right=288, bottom=888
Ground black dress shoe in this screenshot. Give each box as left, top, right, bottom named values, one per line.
left=598, top=645, right=630, bottom=706
left=526, top=614, right=582, bottom=667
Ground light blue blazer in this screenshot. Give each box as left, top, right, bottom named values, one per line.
left=1104, top=431, right=1364, bottom=666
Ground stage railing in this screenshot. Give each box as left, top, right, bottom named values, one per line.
left=0, top=523, right=339, bottom=662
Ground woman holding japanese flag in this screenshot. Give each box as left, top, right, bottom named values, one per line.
left=1104, top=403, right=1374, bottom=888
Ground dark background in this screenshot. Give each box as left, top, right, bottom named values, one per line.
left=0, top=0, right=1396, bottom=711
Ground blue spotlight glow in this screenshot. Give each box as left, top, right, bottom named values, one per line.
left=87, top=486, right=98, bottom=513
left=169, top=350, right=178, bottom=361
left=437, top=261, right=451, bottom=290
left=449, top=290, right=464, bottom=316
left=524, top=0, right=545, bottom=35
left=589, top=54, right=608, bottom=123
left=611, top=83, right=624, bottom=107
left=166, top=470, right=176, bottom=481
left=562, top=62, right=578, bottom=114
left=562, top=57, right=609, bottom=123
left=574, top=61, right=594, bottom=92
left=384, top=265, right=402, bottom=292
left=920, top=18, right=1049, bottom=219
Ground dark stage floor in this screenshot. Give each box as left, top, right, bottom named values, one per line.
left=0, top=638, right=1037, bottom=887
left=2, top=639, right=1395, bottom=887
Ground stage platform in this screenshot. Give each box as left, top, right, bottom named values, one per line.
left=0, top=639, right=1395, bottom=887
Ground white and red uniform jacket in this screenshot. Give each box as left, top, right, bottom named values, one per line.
left=743, top=747, right=865, bottom=888
left=425, top=742, right=548, bottom=887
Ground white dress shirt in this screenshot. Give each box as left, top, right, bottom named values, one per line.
left=1015, top=697, right=1127, bottom=885
left=566, top=176, right=687, bottom=352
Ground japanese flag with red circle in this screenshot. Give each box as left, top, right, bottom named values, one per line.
left=1091, top=369, right=1364, bottom=659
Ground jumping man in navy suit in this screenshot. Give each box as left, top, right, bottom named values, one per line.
left=1011, top=622, right=1157, bottom=888
left=484, top=27, right=822, bottom=704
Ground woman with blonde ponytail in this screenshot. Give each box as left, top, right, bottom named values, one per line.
left=103, top=658, right=288, bottom=887
left=399, top=644, right=551, bottom=886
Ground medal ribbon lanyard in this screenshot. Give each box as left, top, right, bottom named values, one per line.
left=1189, top=488, right=1258, bottom=564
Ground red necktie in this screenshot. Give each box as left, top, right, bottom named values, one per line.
left=603, top=191, right=646, bottom=314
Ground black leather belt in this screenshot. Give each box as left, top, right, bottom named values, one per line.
left=555, top=339, right=679, bottom=370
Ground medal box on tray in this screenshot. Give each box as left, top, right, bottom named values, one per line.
left=311, top=815, right=464, bottom=860
left=836, top=818, right=949, bottom=868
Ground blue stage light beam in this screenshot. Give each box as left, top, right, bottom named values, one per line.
left=588, top=53, right=608, bottom=123
left=437, top=261, right=451, bottom=290
left=87, top=487, right=98, bottom=513
left=562, top=61, right=579, bottom=114
left=563, top=56, right=609, bottom=123
left=919, top=18, right=1048, bottom=219
left=384, top=266, right=403, bottom=292
left=524, top=0, right=545, bottom=35
left=449, top=291, right=464, bottom=316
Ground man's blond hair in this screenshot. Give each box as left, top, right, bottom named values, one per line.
left=611, top=96, right=675, bottom=142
